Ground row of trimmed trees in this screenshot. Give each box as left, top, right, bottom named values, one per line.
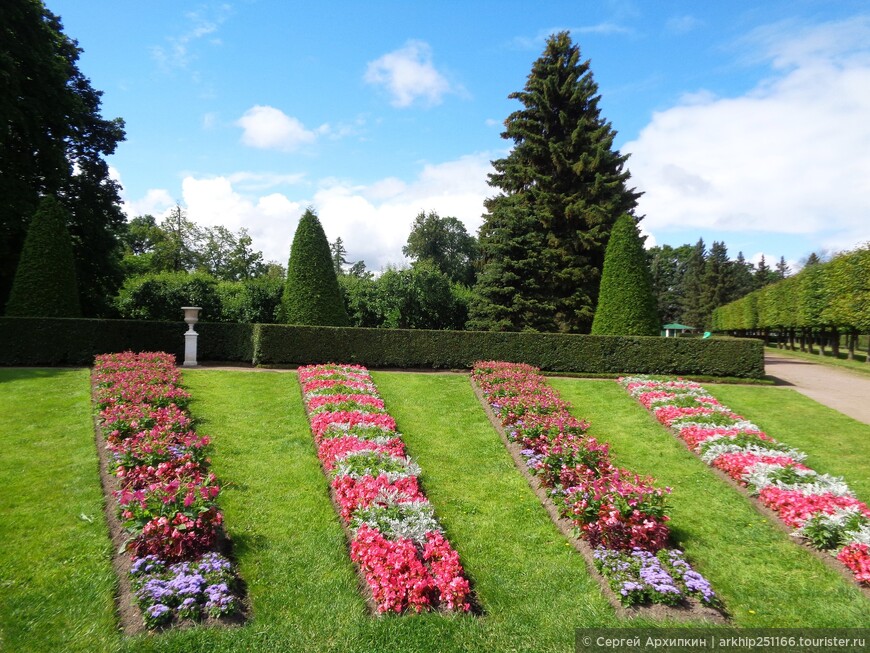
left=711, top=245, right=870, bottom=360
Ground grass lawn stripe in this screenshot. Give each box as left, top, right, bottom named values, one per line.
left=0, top=368, right=118, bottom=653
left=549, top=378, right=870, bottom=627
left=147, top=369, right=366, bottom=652
left=372, top=373, right=646, bottom=631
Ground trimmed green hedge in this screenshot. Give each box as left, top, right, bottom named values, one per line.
left=252, top=324, right=764, bottom=378
left=0, top=317, right=763, bottom=377
left=0, top=318, right=253, bottom=366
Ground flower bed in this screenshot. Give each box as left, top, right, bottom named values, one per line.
left=298, top=363, right=472, bottom=614
left=93, top=351, right=242, bottom=628
left=620, top=375, right=870, bottom=586
left=471, top=361, right=721, bottom=611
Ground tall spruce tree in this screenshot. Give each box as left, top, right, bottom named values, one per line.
left=591, top=214, right=659, bottom=335
left=5, top=196, right=81, bottom=316
left=701, top=241, right=735, bottom=320
left=467, top=196, right=559, bottom=331
left=680, top=238, right=707, bottom=329
left=1, top=1, right=126, bottom=316
left=731, top=251, right=756, bottom=299
left=280, top=208, right=348, bottom=326
left=470, top=31, right=640, bottom=333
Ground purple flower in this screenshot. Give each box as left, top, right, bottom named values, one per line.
left=148, top=604, right=169, bottom=617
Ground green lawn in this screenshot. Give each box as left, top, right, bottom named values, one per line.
left=1, top=369, right=868, bottom=653
left=550, top=379, right=870, bottom=628
left=0, top=368, right=117, bottom=653
left=766, top=344, right=870, bottom=377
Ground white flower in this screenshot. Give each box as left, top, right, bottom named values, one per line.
left=743, top=462, right=854, bottom=497
left=701, top=442, right=806, bottom=465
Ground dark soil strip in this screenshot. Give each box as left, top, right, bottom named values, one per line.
left=628, top=391, right=870, bottom=600
left=470, top=378, right=729, bottom=623
left=90, top=374, right=249, bottom=635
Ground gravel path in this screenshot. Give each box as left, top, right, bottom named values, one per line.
left=765, top=352, right=870, bottom=426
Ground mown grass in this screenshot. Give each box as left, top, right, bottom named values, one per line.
left=766, top=344, right=870, bottom=376
left=0, top=368, right=117, bottom=653
left=1, top=369, right=868, bottom=653
left=550, top=378, right=870, bottom=628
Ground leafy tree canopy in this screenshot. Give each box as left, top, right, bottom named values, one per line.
left=120, top=206, right=267, bottom=280
left=1, top=1, right=126, bottom=315
left=402, top=210, right=478, bottom=286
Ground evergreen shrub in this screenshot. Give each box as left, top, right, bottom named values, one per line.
left=281, top=209, right=349, bottom=326
left=591, top=214, right=660, bottom=336
left=5, top=196, right=81, bottom=317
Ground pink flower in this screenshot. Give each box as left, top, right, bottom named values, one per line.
left=838, top=543, right=870, bottom=584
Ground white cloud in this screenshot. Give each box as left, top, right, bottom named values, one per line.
left=236, top=105, right=326, bottom=151
left=312, top=153, right=493, bottom=270
left=226, top=171, right=307, bottom=192
left=120, top=153, right=494, bottom=269
left=151, top=4, right=231, bottom=71
left=665, top=15, right=703, bottom=35
left=624, top=16, right=870, bottom=254
left=180, top=176, right=303, bottom=264
left=742, top=16, right=870, bottom=70
left=365, top=41, right=454, bottom=108
left=123, top=188, right=175, bottom=218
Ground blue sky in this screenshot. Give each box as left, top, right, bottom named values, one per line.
left=49, top=0, right=870, bottom=271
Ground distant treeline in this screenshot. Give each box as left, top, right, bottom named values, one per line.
left=711, top=245, right=869, bottom=359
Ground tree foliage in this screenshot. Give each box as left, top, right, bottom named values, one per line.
left=402, top=211, right=478, bottom=286
left=712, top=244, right=870, bottom=336
left=280, top=208, right=348, bottom=326
left=591, top=214, right=658, bottom=335
left=472, top=31, right=640, bottom=333
left=647, top=239, right=782, bottom=330
left=330, top=237, right=349, bottom=276
left=647, top=243, right=693, bottom=325
left=120, top=207, right=267, bottom=280
left=5, top=196, right=80, bottom=317
left=468, top=198, right=559, bottom=331
left=115, top=271, right=283, bottom=323
left=679, top=239, right=708, bottom=329
left=115, top=271, right=221, bottom=321
left=1, top=1, right=126, bottom=315
left=338, top=263, right=468, bottom=330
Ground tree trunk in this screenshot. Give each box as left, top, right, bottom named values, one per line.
left=847, top=331, right=856, bottom=361
left=818, top=329, right=826, bottom=356
left=831, top=327, right=840, bottom=358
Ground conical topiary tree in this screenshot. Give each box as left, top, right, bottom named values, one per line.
left=590, top=214, right=659, bottom=336
left=5, top=196, right=81, bottom=317
left=280, top=208, right=349, bottom=326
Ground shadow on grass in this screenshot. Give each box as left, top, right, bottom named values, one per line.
left=0, top=367, right=81, bottom=384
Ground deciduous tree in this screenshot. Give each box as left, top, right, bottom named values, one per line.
left=1, top=1, right=126, bottom=315
left=403, top=211, right=478, bottom=286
